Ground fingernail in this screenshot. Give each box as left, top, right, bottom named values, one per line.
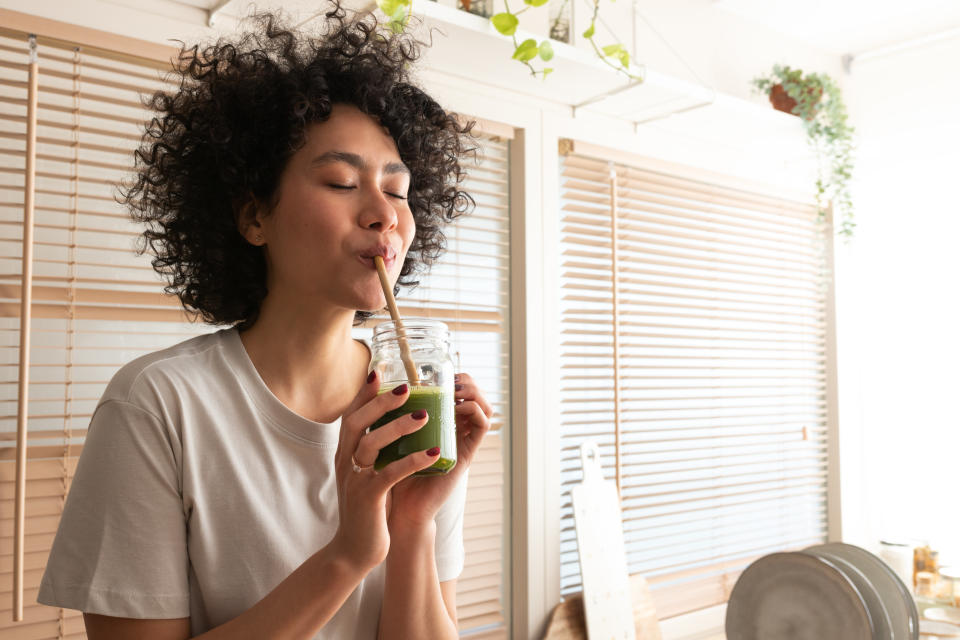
left=426, top=447, right=440, bottom=456
left=411, top=409, right=427, bottom=420
left=392, top=384, right=408, bottom=396
left=454, top=383, right=464, bottom=391
left=366, top=371, right=376, bottom=384
left=453, top=374, right=461, bottom=382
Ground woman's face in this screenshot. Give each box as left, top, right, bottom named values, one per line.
left=251, top=103, right=415, bottom=313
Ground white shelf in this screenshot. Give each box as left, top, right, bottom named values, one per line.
left=406, top=0, right=714, bottom=122
left=397, top=0, right=815, bottom=168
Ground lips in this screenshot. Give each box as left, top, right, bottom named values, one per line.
left=358, top=243, right=398, bottom=270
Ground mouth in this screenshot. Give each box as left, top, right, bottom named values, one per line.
left=358, top=244, right=398, bottom=271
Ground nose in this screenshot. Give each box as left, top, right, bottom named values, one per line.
left=358, top=187, right=399, bottom=232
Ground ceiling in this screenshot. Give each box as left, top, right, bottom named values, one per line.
left=713, top=0, right=960, bottom=56
left=181, top=0, right=960, bottom=59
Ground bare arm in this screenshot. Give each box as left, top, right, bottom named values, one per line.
left=377, top=521, right=458, bottom=640
left=85, top=540, right=367, bottom=640
left=440, top=580, right=458, bottom=624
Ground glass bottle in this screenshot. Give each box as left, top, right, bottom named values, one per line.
left=369, top=319, right=457, bottom=476
left=548, top=0, right=572, bottom=43
left=939, top=566, right=960, bottom=607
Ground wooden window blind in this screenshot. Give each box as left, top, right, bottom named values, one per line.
left=1, top=16, right=511, bottom=639
left=0, top=27, right=209, bottom=637
left=557, top=145, right=831, bottom=618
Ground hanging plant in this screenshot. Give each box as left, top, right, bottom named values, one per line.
left=753, top=64, right=855, bottom=238
left=377, top=0, right=642, bottom=81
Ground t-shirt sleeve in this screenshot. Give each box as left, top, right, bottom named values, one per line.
left=433, top=469, right=469, bottom=583
left=37, top=399, right=190, bottom=618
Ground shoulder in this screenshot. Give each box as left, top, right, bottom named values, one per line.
left=100, top=328, right=234, bottom=412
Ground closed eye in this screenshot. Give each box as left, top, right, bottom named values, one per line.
left=329, top=184, right=406, bottom=200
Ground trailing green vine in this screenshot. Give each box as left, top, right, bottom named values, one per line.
left=377, top=0, right=641, bottom=81
left=577, top=0, right=637, bottom=79
left=753, top=65, right=856, bottom=238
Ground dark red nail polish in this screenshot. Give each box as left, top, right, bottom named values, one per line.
left=366, top=371, right=376, bottom=384
left=455, top=383, right=464, bottom=391
left=392, top=384, right=408, bottom=396
left=453, top=374, right=461, bottom=382
left=411, top=409, right=427, bottom=420
left=426, top=447, right=440, bottom=456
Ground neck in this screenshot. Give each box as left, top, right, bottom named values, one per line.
left=238, top=290, right=371, bottom=423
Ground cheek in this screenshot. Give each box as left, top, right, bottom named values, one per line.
left=400, top=212, right=417, bottom=252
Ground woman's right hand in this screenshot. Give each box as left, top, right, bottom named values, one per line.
left=329, top=371, right=440, bottom=572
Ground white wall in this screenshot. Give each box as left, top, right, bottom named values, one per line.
left=838, top=36, right=960, bottom=563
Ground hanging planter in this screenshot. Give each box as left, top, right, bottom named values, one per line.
left=753, top=64, right=855, bottom=238
left=768, top=83, right=823, bottom=119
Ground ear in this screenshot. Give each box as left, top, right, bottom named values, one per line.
left=236, top=197, right=266, bottom=246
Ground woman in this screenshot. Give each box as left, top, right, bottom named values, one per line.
left=37, top=5, right=491, bottom=639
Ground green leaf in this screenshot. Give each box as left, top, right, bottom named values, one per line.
left=617, top=49, right=629, bottom=68
left=513, top=38, right=539, bottom=62
left=602, top=43, right=624, bottom=57
left=377, top=0, right=409, bottom=31
left=542, top=67, right=554, bottom=79
left=524, top=0, right=551, bottom=6
left=491, top=12, right=519, bottom=35
left=377, top=0, right=407, bottom=18
left=582, top=23, right=595, bottom=39
left=538, top=40, right=554, bottom=61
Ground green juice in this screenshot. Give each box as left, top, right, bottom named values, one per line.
left=371, top=385, right=457, bottom=476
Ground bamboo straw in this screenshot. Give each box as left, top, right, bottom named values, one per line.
left=373, top=256, right=420, bottom=386
left=13, top=34, right=39, bottom=623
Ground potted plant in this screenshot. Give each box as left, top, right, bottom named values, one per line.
left=753, top=64, right=855, bottom=238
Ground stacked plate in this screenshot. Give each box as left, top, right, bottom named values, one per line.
left=726, top=543, right=919, bottom=640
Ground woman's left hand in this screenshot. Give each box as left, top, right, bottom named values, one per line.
left=387, top=372, right=493, bottom=531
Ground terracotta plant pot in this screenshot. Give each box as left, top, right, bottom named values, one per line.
left=769, top=84, right=796, bottom=114
left=768, top=83, right=823, bottom=121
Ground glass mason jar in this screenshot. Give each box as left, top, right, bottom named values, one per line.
left=369, top=319, right=457, bottom=476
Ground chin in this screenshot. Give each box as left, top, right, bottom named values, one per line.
left=353, top=295, right=387, bottom=315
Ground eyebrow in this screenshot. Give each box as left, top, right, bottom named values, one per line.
left=309, top=151, right=410, bottom=176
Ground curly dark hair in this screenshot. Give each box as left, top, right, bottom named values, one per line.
left=122, top=3, right=477, bottom=326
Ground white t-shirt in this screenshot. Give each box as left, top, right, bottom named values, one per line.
left=37, top=328, right=467, bottom=638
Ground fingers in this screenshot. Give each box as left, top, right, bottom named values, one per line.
left=454, top=373, right=494, bottom=418
left=454, top=401, right=491, bottom=468
left=455, top=400, right=491, bottom=439
left=339, top=379, right=411, bottom=465
left=352, top=410, right=429, bottom=467
left=376, top=447, right=442, bottom=487
left=345, top=370, right=381, bottom=417
left=336, top=370, right=381, bottom=470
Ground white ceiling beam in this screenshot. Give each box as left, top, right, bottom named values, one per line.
left=845, top=25, right=960, bottom=72
left=207, top=0, right=234, bottom=27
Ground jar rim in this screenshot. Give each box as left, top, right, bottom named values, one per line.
left=372, top=319, right=450, bottom=337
